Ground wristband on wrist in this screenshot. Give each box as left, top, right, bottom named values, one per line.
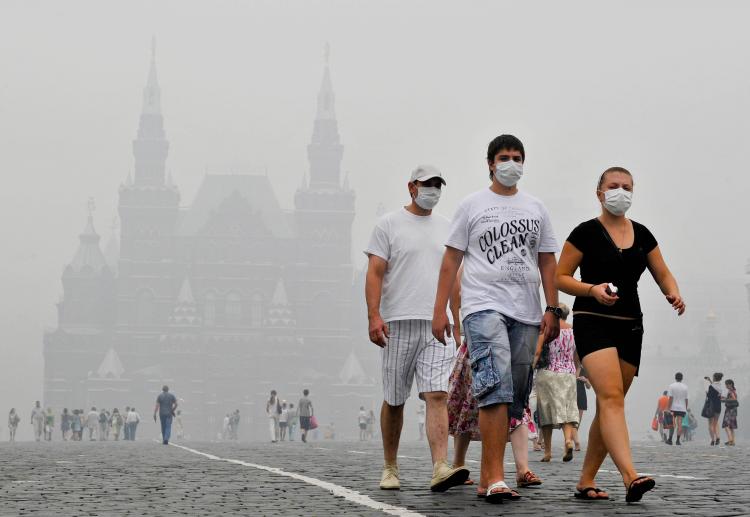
left=586, top=285, right=594, bottom=297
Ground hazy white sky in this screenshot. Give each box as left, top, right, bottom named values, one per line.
left=1, top=0, right=749, bottom=434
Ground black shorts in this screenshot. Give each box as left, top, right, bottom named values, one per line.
left=573, top=314, right=644, bottom=374
left=576, top=379, right=588, bottom=411
left=359, top=423, right=367, bottom=430
left=300, top=416, right=311, bottom=430
left=672, top=411, right=686, bottom=418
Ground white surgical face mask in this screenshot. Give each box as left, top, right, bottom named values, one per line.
left=494, top=160, right=524, bottom=187
left=414, top=186, right=441, bottom=210
left=601, top=188, right=633, bottom=216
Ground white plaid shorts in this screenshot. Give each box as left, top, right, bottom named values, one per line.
left=381, top=319, right=455, bottom=406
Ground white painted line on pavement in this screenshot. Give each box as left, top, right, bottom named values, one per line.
left=348, top=450, right=369, bottom=454
left=169, top=443, right=427, bottom=517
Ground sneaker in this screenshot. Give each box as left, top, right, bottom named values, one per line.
left=666, top=439, right=673, bottom=445
left=430, top=460, right=470, bottom=492
left=380, top=464, right=400, bottom=490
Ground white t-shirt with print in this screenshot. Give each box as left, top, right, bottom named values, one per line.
left=446, top=188, right=559, bottom=325
left=667, top=381, right=689, bottom=412
left=365, top=208, right=453, bottom=323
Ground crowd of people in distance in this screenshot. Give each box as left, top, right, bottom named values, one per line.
left=653, top=372, right=739, bottom=447
left=222, top=410, right=242, bottom=441
left=357, top=406, right=377, bottom=441
left=9, top=386, right=183, bottom=444
left=8, top=401, right=179, bottom=442
left=265, top=388, right=315, bottom=443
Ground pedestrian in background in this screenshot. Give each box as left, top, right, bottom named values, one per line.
left=358, top=406, right=368, bottom=441
left=98, top=409, right=108, bottom=441
left=287, top=404, right=298, bottom=441
left=174, top=410, right=184, bottom=440
left=8, top=409, right=20, bottom=442
left=266, top=391, right=280, bottom=443
left=666, top=372, right=688, bottom=445
left=86, top=407, right=98, bottom=441
left=111, top=409, right=123, bottom=441
left=31, top=401, right=45, bottom=441
left=123, top=406, right=131, bottom=440
left=702, top=373, right=724, bottom=446
left=45, top=408, right=54, bottom=441
left=279, top=401, right=289, bottom=441
left=298, top=389, right=314, bottom=443
left=60, top=408, right=71, bottom=441
left=416, top=404, right=426, bottom=441
left=154, top=385, right=178, bottom=445
left=722, top=379, right=738, bottom=446
left=533, top=303, right=580, bottom=462
left=573, top=368, right=591, bottom=451
left=126, top=407, right=141, bottom=440
left=654, top=391, right=670, bottom=442
left=71, top=410, right=82, bottom=441
left=366, top=410, right=376, bottom=440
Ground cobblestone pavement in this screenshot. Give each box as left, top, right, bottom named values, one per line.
left=0, top=438, right=747, bottom=516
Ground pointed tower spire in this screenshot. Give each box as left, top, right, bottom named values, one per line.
left=133, top=36, right=169, bottom=186
left=66, top=201, right=107, bottom=274
left=307, top=44, right=343, bottom=187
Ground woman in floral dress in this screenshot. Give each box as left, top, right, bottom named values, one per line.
left=722, top=379, right=738, bottom=446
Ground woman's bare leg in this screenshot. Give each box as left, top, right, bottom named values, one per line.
left=453, top=432, right=471, bottom=467
left=577, top=349, right=640, bottom=492
left=541, top=426, right=552, bottom=460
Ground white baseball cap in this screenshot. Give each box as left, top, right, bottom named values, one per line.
left=410, top=164, right=446, bottom=185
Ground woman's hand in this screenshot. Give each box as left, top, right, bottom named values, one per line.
left=590, top=283, right=619, bottom=306
left=666, top=294, right=686, bottom=315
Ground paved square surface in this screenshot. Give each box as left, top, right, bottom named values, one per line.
left=0, top=438, right=746, bottom=516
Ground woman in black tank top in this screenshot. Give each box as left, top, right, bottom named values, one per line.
left=555, top=167, right=685, bottom=504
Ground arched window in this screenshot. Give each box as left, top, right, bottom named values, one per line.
left=250, top=293, right=263, bottom=328
left=204, top=292, right=216, bottom=326
left=226, top=292, right=242, bottom=324
left=135, top=289, right=155, bottom=326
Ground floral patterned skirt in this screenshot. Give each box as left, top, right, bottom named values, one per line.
left=448, top=342, right=536, bottom=441
left=722, top=408, right=738, bottom=429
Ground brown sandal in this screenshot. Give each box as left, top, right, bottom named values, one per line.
left=517, top=470, right=543, bottom=487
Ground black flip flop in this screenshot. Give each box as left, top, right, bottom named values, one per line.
left=563, top=444, right=574, bottom=462
left=625, top=476, right=655, bottom=503
left=574, top=487, right=610, bottom=500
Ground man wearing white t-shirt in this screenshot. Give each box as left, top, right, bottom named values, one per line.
left=433, top=134, right=560, bottom=504
left=365, top=165, right=469, bottom=492
left=667, top=372, right=688, bottom=445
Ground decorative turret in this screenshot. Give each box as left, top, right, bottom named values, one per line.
left=64, top=201, right=108, bottom=277
left=58, top=201, right=115, bottom=328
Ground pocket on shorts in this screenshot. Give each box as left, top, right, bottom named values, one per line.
left=469, top=345, right=501, bottom=398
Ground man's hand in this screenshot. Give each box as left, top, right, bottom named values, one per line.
left=540, top=311, right=560, bottom=343
left=368, top=313, right=389, bottom=347
left=153, top=413, right=157, bottom=423
left=432, top=311, right=452, bottom=346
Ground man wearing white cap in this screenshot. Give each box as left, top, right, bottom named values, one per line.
left=365, top=165, right=469, bottom=492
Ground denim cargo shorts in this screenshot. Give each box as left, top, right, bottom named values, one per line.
left=463, top=309, right=539, bottom=417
